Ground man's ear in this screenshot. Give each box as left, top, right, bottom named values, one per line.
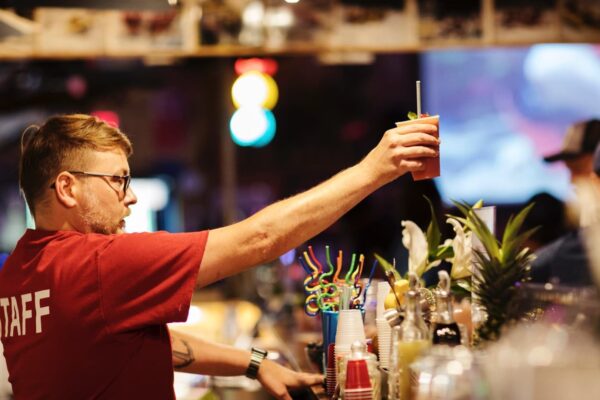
left=53, top=172, right=78, bottom=208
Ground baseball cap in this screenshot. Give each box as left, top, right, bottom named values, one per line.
left=544, top=119, right=600, bottom=162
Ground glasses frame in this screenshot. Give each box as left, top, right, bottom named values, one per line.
left=49, top=170, right=131, bottom=197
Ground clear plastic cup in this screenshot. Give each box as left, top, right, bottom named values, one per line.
left=335, top=309, right=366, bottom=350
left=376, top=318, right=392, bottom=369
left=376, top=281, right=391, bottom=318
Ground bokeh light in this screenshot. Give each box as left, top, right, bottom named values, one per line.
left=231, top=71, right=278, bottom=109
left=229, top=107, right=276, bottom=147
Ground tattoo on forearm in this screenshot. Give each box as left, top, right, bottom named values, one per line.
left=172, top=337, right=195, bottom=369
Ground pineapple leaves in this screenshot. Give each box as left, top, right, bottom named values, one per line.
left=452, top=200, right=500, bottom=259
left=450, top=200, right=538, bottom=343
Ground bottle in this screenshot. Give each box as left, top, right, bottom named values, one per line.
left=432, top=271, right=462, bottom=346
left=389, top=273, right=431, bottom=400
left=339, top=340, right=381, bottom=399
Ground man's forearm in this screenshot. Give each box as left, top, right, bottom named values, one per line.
left=170, top=328, right=250, bottom=375
left=199, top=163, right=379, bottom=285
left=240, top=163, right=378, bottom=258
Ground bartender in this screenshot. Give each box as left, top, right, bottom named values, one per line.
left=0, top=113, right=439, bottom=399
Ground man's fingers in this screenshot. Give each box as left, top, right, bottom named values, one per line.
left=397, top=131, right=439, bottom=146
left=299, top=372, right=324, bottom=386
left=399, top=145, right=438, bottom=159
left=401, top=160, right=426, bottom=171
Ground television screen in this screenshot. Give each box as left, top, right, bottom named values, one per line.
left=423, top=44, right=600, bottom=204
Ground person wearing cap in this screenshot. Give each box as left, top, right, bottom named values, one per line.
left=0, top=114, right=439, bottom=399
left=531, top=119, right=600, bottom=286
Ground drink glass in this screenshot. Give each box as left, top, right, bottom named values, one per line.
left=395, top=115, right=440, bottom=181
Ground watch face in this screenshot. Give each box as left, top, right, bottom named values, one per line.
left=253, top=347, right=268, bottom=357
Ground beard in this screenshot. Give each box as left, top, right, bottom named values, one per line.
left=79, top=191, right=123, bottom=235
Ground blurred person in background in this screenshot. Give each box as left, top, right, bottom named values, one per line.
left=521, top=192, right=567, bottom=253
left=0, top=113, right=438, bottom=399
left=531, top=119, right=600, bottom=286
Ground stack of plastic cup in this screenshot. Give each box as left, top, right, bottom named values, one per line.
left=376, top=281, right=391, bottom=318
left=376, top=281, right=392, bottom=369
left=325, top=343, right=337, bottom=396
left=344, top=359, right=373, bottom=400
left=335, top=309, right=366, bottom=368
left=321, top=310, right=339, bottom=371
left=321, top=310, right=339, bottom=396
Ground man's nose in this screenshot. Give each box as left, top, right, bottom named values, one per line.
left=125, top=187, right=138, bottom=205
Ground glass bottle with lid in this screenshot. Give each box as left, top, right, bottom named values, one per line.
left=338, top=340, right=380, bottom=399
left=388, top=273, right=431, bottom=400
left=432, top=270, right=462, bottom=346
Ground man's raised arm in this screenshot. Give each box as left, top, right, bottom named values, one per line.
left=199, top=123, right=438, bottom=286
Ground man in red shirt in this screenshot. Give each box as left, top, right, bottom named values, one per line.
left=0, top=114, right=438, bottom=399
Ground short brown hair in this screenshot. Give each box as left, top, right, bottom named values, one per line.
left=19, top=114, right=133, bottom=215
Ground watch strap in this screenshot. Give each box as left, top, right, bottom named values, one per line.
left=245, top=347, right=268, bottom=379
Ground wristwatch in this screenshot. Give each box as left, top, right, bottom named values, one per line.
left=245, top=347, right=268, bottom=379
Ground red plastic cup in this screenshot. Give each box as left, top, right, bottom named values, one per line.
left=345, top=359, right=372, bottom=390
left=395, top=115, right=440, bottom=181
left=326, top=343, right=337, bottom=396
left=327, top=343, right=336, bottom=369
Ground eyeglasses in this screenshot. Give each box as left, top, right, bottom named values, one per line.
left=50, top=170, right=131, bottom=197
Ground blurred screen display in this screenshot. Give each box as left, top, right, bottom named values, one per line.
left=423, top=44, right=600, bottom=204
left=125, top=177, right=170, bottom=233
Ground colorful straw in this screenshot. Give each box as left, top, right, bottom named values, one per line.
left=308, top=245, right=323, bottom=275
left=344, top=253, right=357, bottom=284
left=362, top=259, right=378, bottom=304
left=317, top=246, right=339, bottom=311
left=333, top=250, right=344, bottom=283
left=299, top=256, right=321, bottom=316
left=300, top=246, right=370, bottom=314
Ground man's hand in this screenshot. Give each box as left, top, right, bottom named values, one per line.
left=360, top=122, right=439, bottom=185
left=257, top=359, right=323, bottom=400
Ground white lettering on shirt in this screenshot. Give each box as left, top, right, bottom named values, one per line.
left=9, top=296, right=21, bottom=337
left=0, top=298, right=8, bottom=338
left=21, top=293, right=32, bottom=335
left=0, top=289, right=51, bottom=337
left=35, top=290, right=50, bottom=334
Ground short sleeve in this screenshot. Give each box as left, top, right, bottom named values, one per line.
left=97, top=230, right=208, bottom=333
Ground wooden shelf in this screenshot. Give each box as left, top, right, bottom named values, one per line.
left=3, top=39, right=596, bottom=61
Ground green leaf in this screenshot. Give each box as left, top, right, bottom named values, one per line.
left=407, top=111, right=418, bottom=120
left=501, top=202, right=535, bottom=250
left=424, top=195, right=442, bottom=261
left=453, top=200, right=500, bottom=260
left=435, top=244, right=454, bottom=260
left=374, top=253, right=402, bottom=281
left=502, top=226, right=539, bottom=264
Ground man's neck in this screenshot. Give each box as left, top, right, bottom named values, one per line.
left=33, top=215, right=79, bottom=233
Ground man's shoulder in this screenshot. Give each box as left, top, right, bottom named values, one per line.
left=6, top=229, right=113, bottom=265
left=535, top=230, right=583, bottom=259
